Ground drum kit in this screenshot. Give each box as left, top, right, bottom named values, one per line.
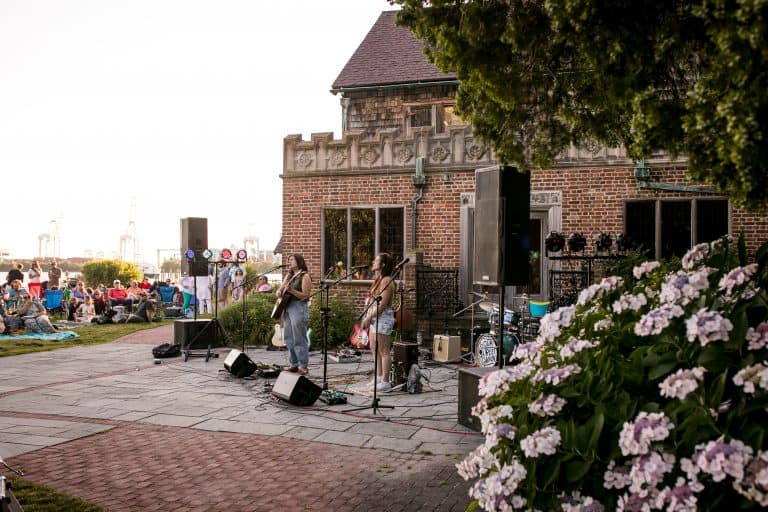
left=458, top=291, right=542, bottom=367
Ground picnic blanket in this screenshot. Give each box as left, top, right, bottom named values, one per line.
left=0, top=331, right=79, bottom=341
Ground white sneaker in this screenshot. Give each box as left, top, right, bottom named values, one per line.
left=366, top=377, right=379, bottom=390
left=376, top=381, right=391, bottom=392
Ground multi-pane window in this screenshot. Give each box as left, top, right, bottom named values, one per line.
left=323, top=207, right=405, bottom=279
left=409, top=106, right=432, bottom=128
left=625, top=199, right=729, bottom=259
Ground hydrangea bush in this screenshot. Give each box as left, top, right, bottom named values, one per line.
left=459, top=236, right=768, bottom=511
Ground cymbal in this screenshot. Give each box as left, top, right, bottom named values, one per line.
left=478, top=301, right=497, bottom=313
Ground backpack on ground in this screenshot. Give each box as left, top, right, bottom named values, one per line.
left=152, top=343, right=181, bottom=358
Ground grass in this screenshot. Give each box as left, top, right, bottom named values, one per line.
left=5, top=475, right=105, bottom=512
left=0, top=320, right=171, bottom=358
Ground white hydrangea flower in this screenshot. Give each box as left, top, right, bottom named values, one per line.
left=559, top=491, right=605, bottom=512
left=577, top=276, right=624, bottom=306
left=633, top=260, right=661, bottom=279
left=682, top=243, right=710, bottom=270
left=457, top=443, right=499, bottom=480
left=733, top=363, right=768, bottom=394
left=733, top=450, right=768, bottom=506
left=746, top=322, right=768, bottom=351
left=628, top=451, right=675, bottom=494
left=619, top=412, right=674, bottom=456
left=593, top=318, right=613, bottom=331
left=468, top=458, right=528, bottom=511
left=612, top=292, right=648, bottom=314
left=532, top=364, right=582, bottom=386
left=685, top=308, right=733, bottom=346
left=659, top=268, right=712, bottom=305
left=479, top=404, right=514, bottom=434
left=689, top=437, right=753, bottom=482
left=528, top=393, right=567, bottom=417
left=538, top=305, right=576, bottom=343
left=513, top=340, right=545, bottom=366
left=478, top=363, right=536, bottom=397
left=635, top=303, right=685, bottom=336
left=659, top=367, right=706, bottom=400
left=520, top=426, right=561, bottom=457
left=654, top=477, right=700, bottom=511
left=604, top=460, right=632, bottom=490
left=559, top=337, right=596, bottom=360
left=718, top=264, right=758, bottom=296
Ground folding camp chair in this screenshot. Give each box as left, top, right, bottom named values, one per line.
left=155, top=286, right=179, bottom=318
left=43, top=289, right=65, bottom=318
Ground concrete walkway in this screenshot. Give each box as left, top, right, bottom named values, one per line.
left=0, top=323, right=482, bottom=511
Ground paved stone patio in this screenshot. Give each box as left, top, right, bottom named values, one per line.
left=0, top=323, right=482, bottom=511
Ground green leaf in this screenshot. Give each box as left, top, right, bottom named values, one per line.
left=563, top=459, right=592, bottom=483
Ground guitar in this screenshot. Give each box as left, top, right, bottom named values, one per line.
left=349, top=324, right=369, bottom=348
left=271, top=271, right=305, bottom=320
left=271, top=324, right=285, bottom=347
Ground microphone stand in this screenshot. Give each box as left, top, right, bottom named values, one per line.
left=346, top=260, right=406, bottom=414
left=235, top=263, right=283, bottom=352
left=306, top=266, right=353, bottom=402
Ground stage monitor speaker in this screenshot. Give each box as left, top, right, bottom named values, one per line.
left=433, top=335, right=461, bottom=363
left=473, top=165, right=530, bottom=286
left=174, top=319, right=215, bottom=348
left=458, top=366, right=497, bottom=431
left=180, top=217, right=208, bottom=276
left=272, top=372, right=322, bottom=406
left=223, top=349, right=257, bottom=378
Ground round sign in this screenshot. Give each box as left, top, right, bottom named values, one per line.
left=236, top=249, right=248, bottom=261
left=184, top=249, right=196, bottom=260
left=202, top=249, right=213, bottom=260
left=220, top=248, right=233, bottom=260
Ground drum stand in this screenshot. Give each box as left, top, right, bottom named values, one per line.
left=452, top=292, right=489, bottom=365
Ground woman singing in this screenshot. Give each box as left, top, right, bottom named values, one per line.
left=277, top=253, right=312, bottom=375
left=362, top=253, right=396, bottom=391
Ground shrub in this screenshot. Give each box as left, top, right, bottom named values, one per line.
left=80, top=259, right=142, bottom=288
left=217, top=292, right=275, bottom=346
left=308, top=298, right=356, bottom=348
left=461, top=236, right=768, bottom=511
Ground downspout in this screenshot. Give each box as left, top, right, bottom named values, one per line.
left=411, top=156, right=426, bottom=249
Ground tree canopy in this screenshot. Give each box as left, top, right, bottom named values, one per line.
left=394, top=0, right=768, bottom=209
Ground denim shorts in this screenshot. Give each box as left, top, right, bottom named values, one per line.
left=370, top=307, right=395, bottom=336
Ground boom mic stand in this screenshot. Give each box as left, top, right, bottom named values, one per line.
left=346, top=257, right=408, bottom=414
left=234, top=264, right=283, bottom=352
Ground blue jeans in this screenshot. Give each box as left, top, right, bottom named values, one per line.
left=284, top=300, right=309, bottom=369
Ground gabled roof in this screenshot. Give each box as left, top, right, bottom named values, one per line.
left=331, top=10, right=457, bottom=92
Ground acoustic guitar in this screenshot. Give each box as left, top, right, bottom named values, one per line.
left=271, top=324, right=286, bottom=347
left=270, top=271, right=305, bottom=320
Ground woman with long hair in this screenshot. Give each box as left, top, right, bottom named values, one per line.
left=361, top=253, right=396, bottom=391
left=28, top=260, right=42, bottom=299
left=276, top=253, right=312, bottom=374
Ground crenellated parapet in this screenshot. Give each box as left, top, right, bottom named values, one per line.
left=283, top=128, right=682, bottom=175
left=283, top=125, right=495, bottom=174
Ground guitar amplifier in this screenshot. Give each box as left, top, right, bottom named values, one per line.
left=392, top=342, right=419, bottom=386
left=433, top=335, right=461, bottom=363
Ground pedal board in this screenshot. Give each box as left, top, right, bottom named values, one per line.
left=328, top=351, right=362, bottom=363
left=319, top=390, right=347, bottom=405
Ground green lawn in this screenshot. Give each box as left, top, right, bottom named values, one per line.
left=3, top=475, right=105, bottom=512
left=0, top=320, right=171, bottom=358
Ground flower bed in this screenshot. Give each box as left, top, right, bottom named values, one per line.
left=459, top=236, right=768, bottom=511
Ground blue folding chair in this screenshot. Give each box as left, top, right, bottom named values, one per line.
left=44, top=289, right=65, bottom=317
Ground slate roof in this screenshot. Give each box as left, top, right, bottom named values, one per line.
left=331, top=10, right=457, bottom=92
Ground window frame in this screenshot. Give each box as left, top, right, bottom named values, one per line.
left=321, top=205, right=406, bottom=281
left=624, top=197, right=730, bottom=259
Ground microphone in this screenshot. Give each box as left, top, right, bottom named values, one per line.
left=393, top=257, right=410, bottom=271
left=350, top=264, right=368, bottom=271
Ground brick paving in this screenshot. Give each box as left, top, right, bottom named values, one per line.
left=0, top=324, right=478, bottom=511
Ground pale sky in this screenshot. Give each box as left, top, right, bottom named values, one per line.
left=0, top=0, right=392, bottom=265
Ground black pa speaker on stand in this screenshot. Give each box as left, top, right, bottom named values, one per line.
left=272, top=372, right=322, bottom=406
left=473, top=165, right=530, bottom=286
left=180, top=217, right=208, bottom=277
left=223, top=349, right=257, bottom=378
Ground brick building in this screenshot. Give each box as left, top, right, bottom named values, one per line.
left=281, top=11, right=768, bottom=327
